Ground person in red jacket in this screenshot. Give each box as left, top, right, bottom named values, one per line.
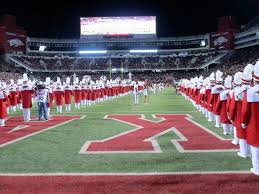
left=81, top=85, right=86, bottom=107
left=8, top=79, right=18, bottom=112
left=229, top=72, right=243, bottom=145
left=241, top=60, right=259, bottom=176
left=235, top=64, right=254, bottom=158
left=64, top=77, right=73, bottom=112
left=199, top=79, right=207, bottom=116
left=96, top=83, right=101, bottom=103
left=16, top=79, right=23, bottom=110
left=100, top=83, right=105, bottom=102
left=20, top=74, right=34, bottom=122
left=92, top=85, right=97, bottom=105
left=86, top=84, right=92, bottom=106
left=107, top=81, right=112, bottom=101
left=104, top=83, right=108, bottom=102
left=0, top=82, right=8, bottom=126
left=195, top=76, right=203, bottom=112
left=53, top=78, right=64, bottom=113
left=6, top=89, right=11, bottom=114
left=211, top=70, right=224, bottom=128
left=81, top=78, right=87, bottom=107
left=207, top=73, right=216, bottom=122
left=215, top=75, right=233, bottom=135
left=73, top=77, right=81, bottom=110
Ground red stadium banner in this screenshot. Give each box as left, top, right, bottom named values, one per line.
left=0, top=15, right=27, bottom=55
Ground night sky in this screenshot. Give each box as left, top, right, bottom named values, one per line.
left=0, top=0, right=258, bottom=38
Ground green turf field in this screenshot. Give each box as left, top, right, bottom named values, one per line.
left=0, top=88, right=251, bottom=173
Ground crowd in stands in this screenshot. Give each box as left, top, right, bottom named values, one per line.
left=1, top=46, right=258, bottom=84
left=11, top=52, right=218, bottom=71
left=0, top=58, right=22, bottom=81
left=172, top=45, right=259, bottom=80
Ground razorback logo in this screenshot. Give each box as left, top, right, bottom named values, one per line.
left=80, top=114, right=238, bottom=154
left=8, top=38, right=24, bottom=47
left=213, top=36, right=228, bottom=46
left=0, top=116, right=82, bottom=147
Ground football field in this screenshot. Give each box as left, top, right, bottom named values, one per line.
left=1, top=87, right=259, bottom=193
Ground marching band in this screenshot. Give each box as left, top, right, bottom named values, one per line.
left=178, top=60, right=259, bottom=176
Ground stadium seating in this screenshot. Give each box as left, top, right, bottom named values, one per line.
left=11, top=52, right=220, bottom=71
left=1, top=45, right=258, bottom=83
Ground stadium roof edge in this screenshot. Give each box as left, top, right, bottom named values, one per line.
left=27, top=34, right=210, bottom=43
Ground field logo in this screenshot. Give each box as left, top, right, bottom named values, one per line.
left=0, top=116, right=82, bottom=147
left=80, top=114, right=238, bottom=154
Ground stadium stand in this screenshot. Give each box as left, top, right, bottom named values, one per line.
left=9, top=52, right=221, bottom=71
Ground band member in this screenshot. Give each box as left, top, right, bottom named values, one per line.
left=73, top=77, right=81, bottom=110
left=143, top=80, right=148, bottom=104
left=199, top=78, right=207, bottom=116
left=16, top=79, right=23, bottom=110
left=196, top=76, right=203, bottom=112
left=0, top=82, right=8, bottom=126
left=241, top=60, right=259, bottom=175
left=229, top=72, right=243, bottom=145
left=9, top=79, right=18, bottom=112
left=235, top=64, right=254, bottom=158
left=53, top=77, right=64, bottom=113
left=45, top=77, right=53, bottom=117
left=81, top=78, right=87, bottom=107
left=132, top=80, right=139, bottom=105
left=207, top=73, right=216, bottom=122
left=86, top=84, right=92, bottom=106
left=215, top=75, right=233, bottom=135
left=20, top=74, right=34, bottom=122
left=211, top=70, right=224, bottom=128
left=91, top=84, right=97, bottom=104
left=64, top=77, right=73, bottom=112
left=153, top=82, right=156, bottom=94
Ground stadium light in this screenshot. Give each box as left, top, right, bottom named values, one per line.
left=200, top=40, right=206, bottom=47
left=121, top=68, right=124, bottom=72
left=129, top=49, right=158, bottom=53
left=79, top=50, right=107, bottom=54
left=39, top=46, right=46, bottom=51
left=112, top=68, right=117, bottom=72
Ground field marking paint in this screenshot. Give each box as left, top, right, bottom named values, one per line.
left=79, top=114, right=165, bottom=154
left=0, top=115, right=85, bottom=148
left=61, top=111, right=197, bottom=114
left=79, top=114, right=238, bottom=154
left=8, top=125, right=30, bottom=133
left=0, top=170, right=251, bottom=176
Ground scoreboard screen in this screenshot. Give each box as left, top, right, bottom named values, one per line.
left=80, top=16, right=156, bottom=36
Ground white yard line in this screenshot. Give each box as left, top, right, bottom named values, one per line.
left=59, top=111, right=197, bottom=114
left=0, top=171, right=251, bottom=176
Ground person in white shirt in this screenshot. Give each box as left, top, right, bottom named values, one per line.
left=143, top=80, right=148, bottom=104
left=36, top=83, right=49, bottom=121
left=132, top=81, right=139, bottom=105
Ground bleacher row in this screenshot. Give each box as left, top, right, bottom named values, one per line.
left=1, top=45, right=258, bottom=83
left=12, top=52, right=219, bottom=71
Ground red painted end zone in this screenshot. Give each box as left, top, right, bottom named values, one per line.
left=1, top=174, right=259, bottom=194
left=0, top=116, right=81, bottom=147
